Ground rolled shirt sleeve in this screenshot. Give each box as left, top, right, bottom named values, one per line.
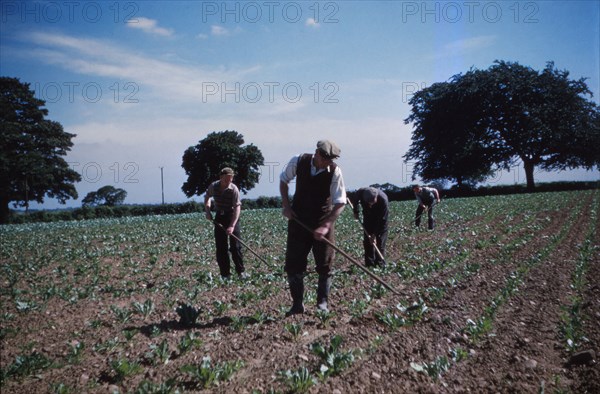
left=331, top=167, right=346, bottom=205
left=280, top=155, right=300, bottom=184
left=280, top=154, right=346, bottom=206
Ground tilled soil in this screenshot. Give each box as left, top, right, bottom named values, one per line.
left=1, top=191, right=598, bottom=393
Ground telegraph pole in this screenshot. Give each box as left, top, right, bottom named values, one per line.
left=160, top=167, right=165, bottom=204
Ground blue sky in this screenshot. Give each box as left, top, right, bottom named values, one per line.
left=1, top=0, right=599, bottom=208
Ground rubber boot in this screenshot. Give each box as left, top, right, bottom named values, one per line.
left=285, top=274, right=305, bottom=316
left=316, top=274, right=331, bottom=312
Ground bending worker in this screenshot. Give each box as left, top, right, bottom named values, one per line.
left=412, top=184, right=440, bottom=230
left=280, top=140, right=346, bottom=315
left=349, top=187, right=389, bottom=268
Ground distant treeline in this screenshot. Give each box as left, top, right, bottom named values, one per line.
left=6, top=181, right=598, bottom=224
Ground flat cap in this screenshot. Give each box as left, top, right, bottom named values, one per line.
left=220, top=167, right=235, bottom=176
left=317, top=139, right=341, bottom=159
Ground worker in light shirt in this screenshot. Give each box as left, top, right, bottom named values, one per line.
left=279, top=140, right=346, bottom=316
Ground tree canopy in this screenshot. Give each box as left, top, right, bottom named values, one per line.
left=0, top=77, right=81, bottom=223
left=181, top=130, right=264, bottom=197
left=404, top=61, right=600, bottom=190
left=82, top=185, right=127, bottom=207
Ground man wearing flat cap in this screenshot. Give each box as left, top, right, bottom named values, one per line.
left=204, top=167, right=245, bottom=280
left=280, top=140, right=346, bottom=315
left=348, top=187, right=389, bottom=268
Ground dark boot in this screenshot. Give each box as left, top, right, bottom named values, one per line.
left=316, top=274, right=331, bottom=312
left=286, top=274, right=305, bottom=316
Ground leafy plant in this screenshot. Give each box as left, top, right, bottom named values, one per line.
left=410, top=356, right=450, bottom=381
left=277, top=367, right=316, bottom=393
left=94, top=337, right=121, bottom=354
left=123, top=328, right=138, bottom=341
left=3, top=351, right=53, bottom=380
left=284, top=322, right=303, bottom=341
left=132, top=299, right=155, bottom=319
left=110, top=357, right=143, bottom=382
left=449, top=347, right=468, bottom=363
left=133, top=378, right=179, bottom=394
left=315, top=309, right=334, bottom=327
left=111, top=305, right=133, bottom=324
left=376, top=308, right=406, bottom=331
left=348, top=292, right=371, bottom=319
left=66, top=341, right=85, bottom=364
left=370, top=283, right=387, bottom=299
left=178, top=332, right=202, bottom=355
left=310, top=335, right=357, bottom=379
left=146, top=340, right=171, bottom=365
left=211, top=300, right=230, bottom=316
left=180, top=356, right=243, bottom=389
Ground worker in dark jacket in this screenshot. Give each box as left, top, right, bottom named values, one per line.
left=349, top=187, right=389, bottom=268
left=280, top=140, right=346, bottom=315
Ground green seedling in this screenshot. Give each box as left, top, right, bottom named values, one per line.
left=111, top=305, right=133, bottom=324
left=277, top=367, right=316, bottom=393
left=311, top=335, right=357, bottom=379
left=110, top=357, right=142, bottom=382
left=66, top=341, right=85, bottom=364
left=132, top=299, right=155, bottom=319
left=146, top=340, right=170, bottom=365
left=284, top=322, right=303, bottom=341
left=133, top=378, right=179, bottom=394
left=180, top=356, right=243, bottom=389
left=178, top=332, right=202, bottom=354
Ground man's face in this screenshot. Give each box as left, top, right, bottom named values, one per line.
left=220, top=174, right=234, bottom=187
left=413, top=186, right=421, bottom=193
left=314, top=150, right=333, bottom=169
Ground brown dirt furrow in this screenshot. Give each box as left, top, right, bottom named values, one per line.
left=565, top=195, right=600, bottom=394
left=318, top=196, right=581, bottom=393
left=440, top=195, right=594, bottom=393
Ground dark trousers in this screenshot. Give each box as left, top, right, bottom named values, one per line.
left=213, top=213, right=244, bottom=277
left=415, top=203, right=435, bottom=230
left=363, top=227, right=387, bottom=267
left=284, top=219, right=335, bottom=276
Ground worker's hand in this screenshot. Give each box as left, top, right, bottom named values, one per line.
left=226, top=226, right=234, bottom=235
left=282, top=206, right=294, bottom=220
left=205, top=211, right=213, bottom=221
left=314, top=223, right=331, bottom=241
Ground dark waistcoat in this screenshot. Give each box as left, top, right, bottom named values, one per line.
left=292, top=153, right=336, bottom=226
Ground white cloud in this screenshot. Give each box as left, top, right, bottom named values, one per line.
left=126, top=17, right=174, bottom=37
left=23, top=32, right=260, bottom=103
left=427, top=35, right=497, bottom=60
left=444, top=36, right=496, bottom=52
left=211, top=25, right=230, bottom=36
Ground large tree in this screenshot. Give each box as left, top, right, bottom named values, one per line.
left=0, top=77, right=81, bottom=223
left=404, top=61, right=599, bottom=190
left=404, top=71, right=508, bottom=187
left=181, top=130, right=264, bottom=197
left=486, top=61, right=599, bottom=189
left=82, top=185, right=127, bottom=207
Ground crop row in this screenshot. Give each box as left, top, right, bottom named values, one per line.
left=0, top=190, right=596, bottom=393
